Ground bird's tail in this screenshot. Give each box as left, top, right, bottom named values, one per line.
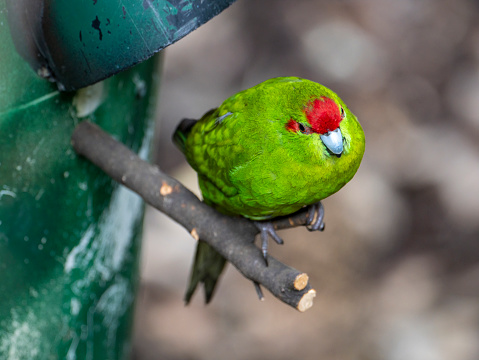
left=184, top=240, right=227, bottom=304
left=172, top=118, right=197, bottom=153
left=174, top=115, right=227, bottom=303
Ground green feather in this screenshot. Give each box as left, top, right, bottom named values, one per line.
left=172, top=118, right=197, bottom=153
left=184, top=241, right=226, bottom=304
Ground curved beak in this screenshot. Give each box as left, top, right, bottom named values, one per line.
left=320, top=128, right=343, bottom=157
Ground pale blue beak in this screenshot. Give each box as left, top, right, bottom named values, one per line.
left=320, top=128, right=343, bottom=157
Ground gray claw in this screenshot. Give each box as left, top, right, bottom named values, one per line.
left=307, top=202, right=325, bottom=231
left=253, top=281, right=265, bottom=301
left=254, top=221, right=284, bottom=266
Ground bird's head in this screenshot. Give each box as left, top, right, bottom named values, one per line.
left=285, top=96, right=346, bottom=157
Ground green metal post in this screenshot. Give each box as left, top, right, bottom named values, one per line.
left=0, top=3, right=161, bottom=358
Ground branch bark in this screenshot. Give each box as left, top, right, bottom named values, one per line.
left=71, top=121, right=317, bottom=311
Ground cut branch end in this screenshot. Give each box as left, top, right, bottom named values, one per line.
left=293, top=273, right=309, bottom=291
left=297, top=289, right=316, bottom=312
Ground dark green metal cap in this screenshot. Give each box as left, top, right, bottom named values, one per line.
left=6, top=0, right=236, bottom=91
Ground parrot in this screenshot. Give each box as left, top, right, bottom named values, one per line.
left=173, top=76, right=365, bottom=304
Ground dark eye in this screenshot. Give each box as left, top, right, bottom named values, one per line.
left=340, top=106, right=346, bottom=119
left=298, top=123, right=311, bottom=134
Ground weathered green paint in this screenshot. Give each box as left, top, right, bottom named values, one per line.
left=0, top=3, right=162, bottom=358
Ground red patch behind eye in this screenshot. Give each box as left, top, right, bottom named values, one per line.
left=304, top=97, right=342, bottom=135
left=286, top=119, right=299, bottom=132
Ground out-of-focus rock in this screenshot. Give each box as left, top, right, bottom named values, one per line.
left=301, top=20, right=388, bottom=92
left=446, top=67, right=479, bottom=132
left=335, top=167, right=409, bottom=248
left=373, top=256, right=479, bottom=360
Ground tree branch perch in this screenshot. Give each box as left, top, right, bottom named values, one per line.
left=71, top=121, right=317, bottom=311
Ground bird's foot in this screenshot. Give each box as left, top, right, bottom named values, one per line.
left=306, top=202, right=325, bottom=232
left=254, top=221, right=284, bottom=266
left=249, top=204, right=325, bottom=300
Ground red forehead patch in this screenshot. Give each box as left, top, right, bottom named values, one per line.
left=304, top=97, right=342, bottom=135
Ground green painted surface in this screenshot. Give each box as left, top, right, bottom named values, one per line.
left=0, top=3, right=162, bottom=358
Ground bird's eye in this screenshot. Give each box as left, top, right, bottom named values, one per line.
left=298, top=123, right=311, bottom=134
left=340, top=106, right=346, bottom=119
left=285, top=119, right=312, bottom=134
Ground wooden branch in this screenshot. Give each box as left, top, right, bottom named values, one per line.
left=71, top=121, right=316, bottom=311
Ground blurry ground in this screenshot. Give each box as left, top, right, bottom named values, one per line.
left=133, top=1, right=479, bottom=359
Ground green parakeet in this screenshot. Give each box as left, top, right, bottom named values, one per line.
left=173, top=77, right=365, bottom=303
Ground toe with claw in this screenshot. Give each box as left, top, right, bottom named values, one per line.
left=254, top=221, right=284, bottom=266
left=252, top=202, right=325, bottom=268
left=306, top=202, right=325, bottom=232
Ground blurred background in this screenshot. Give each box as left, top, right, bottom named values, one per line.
left=133, top=1, right=479, bottom=359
